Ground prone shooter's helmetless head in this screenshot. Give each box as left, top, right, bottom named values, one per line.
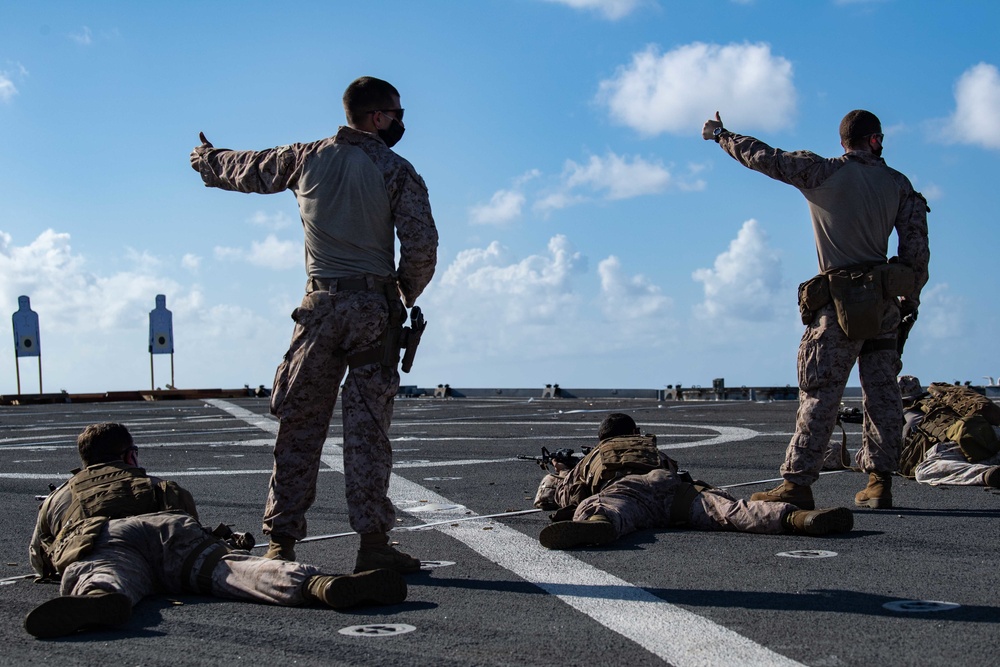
left=598, top=413, right=640, bottom=441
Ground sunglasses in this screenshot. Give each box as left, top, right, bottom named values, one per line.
left=373, top=108, right=404, bottom=121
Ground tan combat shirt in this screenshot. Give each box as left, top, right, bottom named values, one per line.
left=718, top=133, right=930, bottom=306
left=194, top=126, right=438, bottom=307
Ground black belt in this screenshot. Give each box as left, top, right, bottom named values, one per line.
left=307, top=275, right=396, bottom=294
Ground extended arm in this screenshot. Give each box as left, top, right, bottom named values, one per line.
left=190, top=132, right=303, bottom=194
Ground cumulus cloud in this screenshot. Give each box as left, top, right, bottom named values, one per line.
left=915, top=283, right=963, bottom=340
left=597, top=42, right=796, bottom=136
left=597, top=256, right=671, bottom=319
left=214, top=234, right=300, bottom=270
left=692, top=219, right=783, bottom=322
left=540, top=0, right=651, bottom=20
left=439, top=235, right=585, bottom=323
left=470, top=189, right=526, bottom=226
left=535, top=152, right=698, bottom=213
left=942, top=62, right=1000, bottom=150
left=181, top=254, right=201, bottom=271
left=0, top=229, right=185, bottom=334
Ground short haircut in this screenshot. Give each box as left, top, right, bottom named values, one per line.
left=839, top=109, right=881, bottom=149
left=342, top=76, right=400, bottom=126
left=598, top=413, right=639, bottom=441
left=77, top=423, right=134, bottom=465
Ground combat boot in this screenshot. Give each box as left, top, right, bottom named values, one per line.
left=304, top=570, right=407, bottom=610
left=24, top=591, right=132, bottom=639
left=783, top=507, right=854, bottom=535
left=263, top=534, right=296, bottom=561
left=538, top=514, right=616, bottom=550
left=855, top=472, right=892, bottom=509
left=750, top=481, right=815, bottom=510
left=983, top=466, right=1000, bottom=488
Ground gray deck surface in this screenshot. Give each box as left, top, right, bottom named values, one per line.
left=1, top=396, right=997, bottom=666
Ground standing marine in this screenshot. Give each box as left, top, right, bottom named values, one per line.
left=702, top=109, right=930, bottom=510
left=191, top=76, right=438, bottom=572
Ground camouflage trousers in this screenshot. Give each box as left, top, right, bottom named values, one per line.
left=914, top=441, right=1000, bottom=486
left=573, top=469, right=791, bottom=537
left=782, top=303, right=902, bottom=485
left=265, top=288, right=404, bottom=540
left=60, top=513, right=319, bottom=606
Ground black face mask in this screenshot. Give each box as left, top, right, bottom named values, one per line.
left=378, top=117, right=405, bottom=148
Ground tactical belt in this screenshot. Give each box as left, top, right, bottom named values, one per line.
left=180, top=538, right=230, bottom=596
left=307, top=275, right=396, bottom=295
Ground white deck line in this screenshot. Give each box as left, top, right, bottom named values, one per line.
left=208, top=399, right=803, bottom=667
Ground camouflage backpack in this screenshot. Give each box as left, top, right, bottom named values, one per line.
left=899, top=384, right=1000, bottom=477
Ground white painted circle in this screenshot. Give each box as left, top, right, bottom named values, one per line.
left=776, top=550, right=838, bottom=559
left=882, top=600, right=961, bottom=613
left=407, top=503, right=463, bottom=512
left=338, top=623, right=417, bottom=637
left=419, top=560, right=456, bottom=569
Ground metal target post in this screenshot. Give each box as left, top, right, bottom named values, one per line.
left=11, top=296, right=42, bottom=394
left=148, top=294, right=175, bottom=390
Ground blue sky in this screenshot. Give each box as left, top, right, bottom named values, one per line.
left=1, top=0, right=998, bottom=394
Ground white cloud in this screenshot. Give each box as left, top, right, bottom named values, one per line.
left=416, top=235, right=685, bottom=386
left=597, top=42, right=796, bottom=136
left=942, top=62, right=1000, bottom=150
left=565, top=153, right=672, bottom=200
left=915, top=283, right=963, bottom=340
left=0, top=63, right=26, bottom=103
left=70, top=26, right=93, bottom=46
left=0, top=74, right=16, bottom=103
left=0, top=229, right=185, bottom=334
left=439, top=235, right=584, bottom=321
left=469, top=189, right=526, bottom=225
left=692, top=219, right=784, bottom=322
left=598, top=256, right=671, bottom=318
left=213, top=234, right=301, bottom=270
left=535, top=152, right=694, bottom=213
left=181, top=254, right=201, bottom=271
left=540, top=0, right=651, bottom=20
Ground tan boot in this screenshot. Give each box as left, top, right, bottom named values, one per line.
left=538, top=515, right=616, bottom=550
left=263, top=535, right=296, bottom=561
left=24, top=591, right=132, bottom=639
left=783, top=507, right=854, bottom=535
left=304, top=570, right=407, bottom=610
left=983, top=466, right=1000, bottom=488
left=855, top=472, right=892, bottom=509
left=354, top=545, right=422, bottom=574
left=750, top=481, right=815, bottom=510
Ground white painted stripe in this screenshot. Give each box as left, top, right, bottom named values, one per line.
left=210, top=399, right=804, bottom=667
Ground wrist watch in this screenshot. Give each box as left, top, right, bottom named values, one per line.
left=713, top=126, right=726, bottom=142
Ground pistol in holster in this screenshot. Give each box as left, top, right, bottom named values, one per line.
left=399, top=307, right=426, bottom=373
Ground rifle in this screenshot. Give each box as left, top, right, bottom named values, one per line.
left=400, top=307, right=426, bottom=373
left=516, top=446, right=591, bottom=472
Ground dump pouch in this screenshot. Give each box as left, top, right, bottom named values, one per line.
left=827, top=266, right=882, bottom=340
left=797, top=274, right=831, bottom=325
